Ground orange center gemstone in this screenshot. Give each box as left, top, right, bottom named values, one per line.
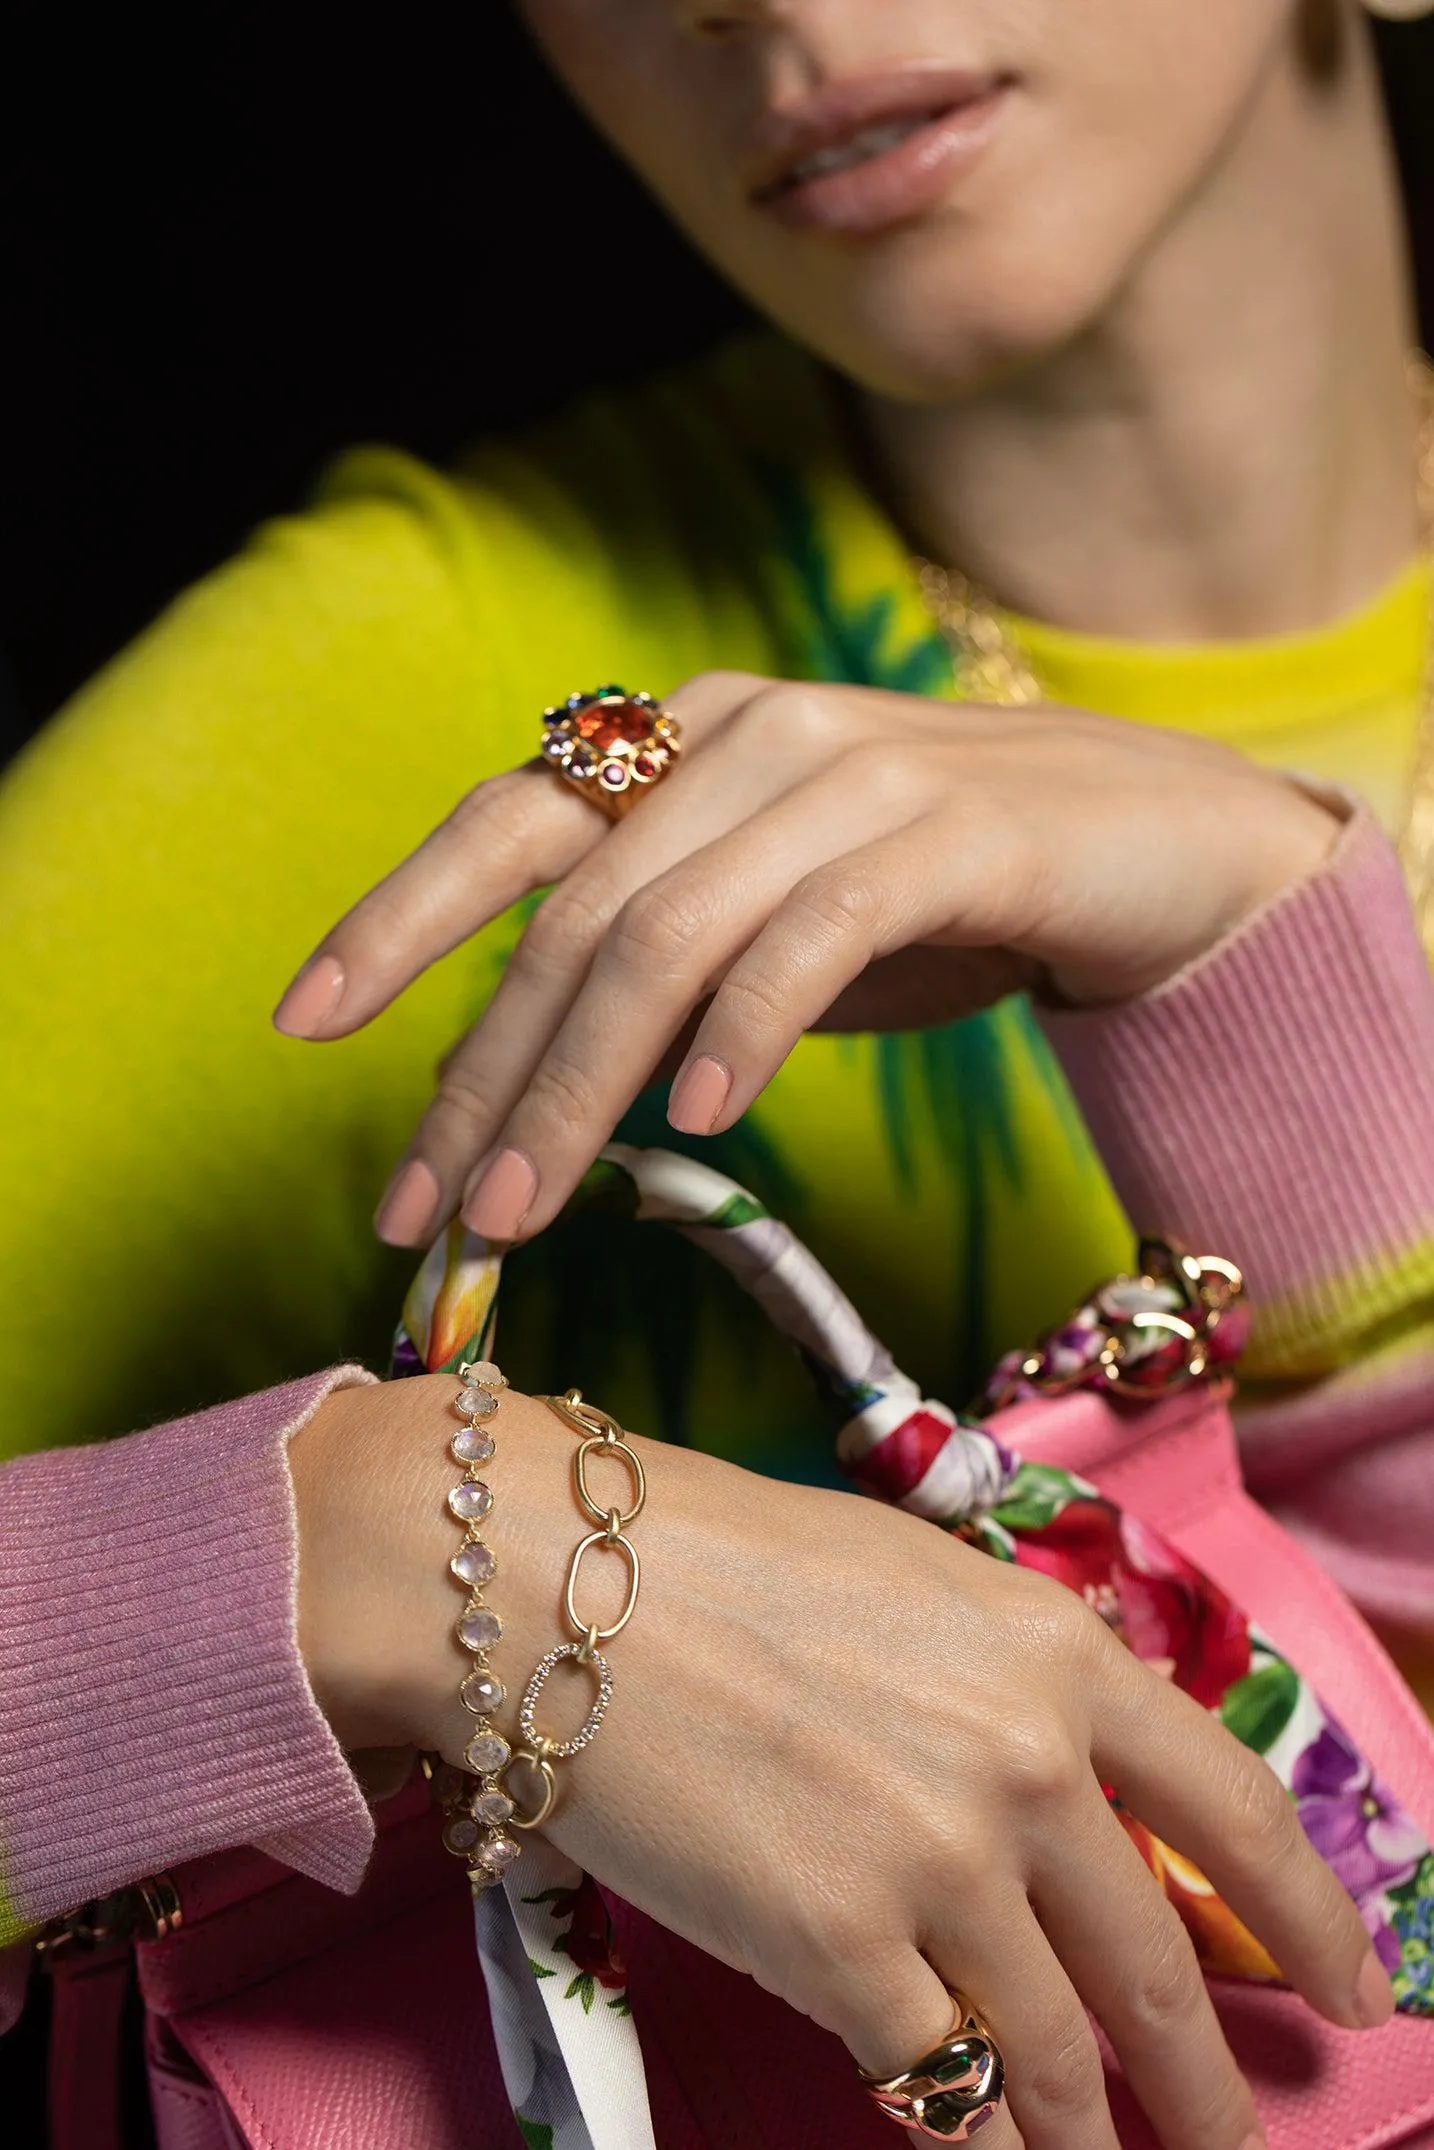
left=574, top=698, right=652, bottom=751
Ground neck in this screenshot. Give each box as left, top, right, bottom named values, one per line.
left=861, top=15, right=1422, bottom=643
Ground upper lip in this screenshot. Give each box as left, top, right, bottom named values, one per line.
left=746, top=68, right=1008, bottom=199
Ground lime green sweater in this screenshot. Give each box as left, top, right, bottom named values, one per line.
left=0, top=335, right=1427, bottom=1478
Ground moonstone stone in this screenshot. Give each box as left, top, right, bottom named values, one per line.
left=448, top=1480, right=493, bottom=1523
left=442, top=1815, right=480, bottom=1854
left=454, top=1387, right=498, bottom=1420
left=451, top=1541, right=496, bottom=1587
left=462, top=1360, right=504, bottom=1389
left=473, top=1790, right=514, bottom=1826
left=476, top=1833, right=522, bottom=1872
left=451, top=1425, right=495, bottom=1464
left=463, top=1669, right=504, bottom=1714
left=457, top=1606, right=503, bottom=1652
left=464, top=1730, right=511, bottom=1774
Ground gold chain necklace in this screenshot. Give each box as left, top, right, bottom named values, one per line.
left=916, top=358, right=1434, bottom=948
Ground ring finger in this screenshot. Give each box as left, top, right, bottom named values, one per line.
left=927, top=1893, right=1121, bottom=2150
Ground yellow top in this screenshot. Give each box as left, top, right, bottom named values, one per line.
left=0, top=335, right=1425, bottom=1477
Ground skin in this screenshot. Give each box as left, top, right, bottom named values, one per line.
left=274, top=3, right=1422, bottom=2140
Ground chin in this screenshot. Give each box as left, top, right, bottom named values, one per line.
left=746, top=229, right=1128, bottom=405
left=733, top=193, right=1147, bottom=405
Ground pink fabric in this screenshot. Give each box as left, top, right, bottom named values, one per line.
left=1043, top=807, right=1434, bottom=1323
left=0, top=1367, right=379, bottom=2033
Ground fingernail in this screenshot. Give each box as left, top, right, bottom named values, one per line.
left=1239, top=2131, right=1267, bottom=2150
left=274, top=954, right=345, bottom=1038
left=668, top=1055, right=732, bottom=1135
left=374, top=1158, right=441, bottom=1247
left=1353, top=1952, right=1396, bottom=2028
left=462, top=1148, right=538, bottom=1241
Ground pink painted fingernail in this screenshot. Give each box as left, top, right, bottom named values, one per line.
left=1353, top=1953, right=1396, bottom=2028
left=273, top=954, right=345, bottom=1038
left=668, top=1055, right=732, bottom=1135
left=462, top=1149, right=538, bottom=1241
left=1239, top=2133, right=1267, bottom=2150
left=374, top=1158, right=441, bottom=1247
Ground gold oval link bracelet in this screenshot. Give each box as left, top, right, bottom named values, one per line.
left=497, top=1390, right=646, bottom=1834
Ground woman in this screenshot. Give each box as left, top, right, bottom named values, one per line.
left=1, top=2, right=1432, bottom=2144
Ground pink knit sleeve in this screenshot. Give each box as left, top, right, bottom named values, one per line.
left=1040, top=808, right=1434, bottom=1676
left=0, top=1368, right=380, bottom=2011
left=1039, top=806, right=1434, bottom=1380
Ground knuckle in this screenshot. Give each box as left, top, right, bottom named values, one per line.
left=608, top=880, right=710, bottom=973
left=715, top=964, right=796, bottom=1038
left=1226, top=1760, right=1299, bottom=1868
left=1122, top=1913, right=1204, bottom=2035
left=518, top=886, right=606, bottom=974
left=434, top=1057, right=502, bottom=1130
left=788, top=868, right=877, bottom=945
left=525, top=1051, right=603, bottom=1129
left=740, top=680, right=845, bottom=753
left=993, top=1717, right=1088, bottom=1810
left=1021, top=2015, right=1106, bottom=2122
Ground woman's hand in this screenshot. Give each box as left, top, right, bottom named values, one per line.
left=293, top=1379, right=1391, bottom=2150
left=273, top=673, right=1337, bottom=1245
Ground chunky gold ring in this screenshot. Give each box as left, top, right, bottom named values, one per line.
left=540, top=686, right=682, bottom=820
left=859, top=1994, right=1005, bottom=2141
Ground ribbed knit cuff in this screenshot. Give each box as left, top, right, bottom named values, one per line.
left=1040, top=808, right=1434, bottom=1369
left=0, top=1368, right=379, bottom=1946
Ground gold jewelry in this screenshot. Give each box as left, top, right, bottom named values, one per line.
left=859, top=1994, right=1005, bottom=2141
left=496, top=1389, right=646, bottom=1832
left=430, top=1357, right=525, bottom=1895
left=541, top=686, right=682, bottom=820
left=916, top=353, right=1434, bottom=949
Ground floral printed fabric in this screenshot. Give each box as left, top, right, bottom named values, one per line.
left=395, top=1143, right=1433, bottom=2142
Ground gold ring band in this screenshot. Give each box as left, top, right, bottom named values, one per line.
left=541, top=686, right=681, bottom=820
left=859, top=1993, right=1005, bottom=2141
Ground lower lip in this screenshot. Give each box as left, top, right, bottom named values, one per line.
left=759, top=89, right=1008, bottom=237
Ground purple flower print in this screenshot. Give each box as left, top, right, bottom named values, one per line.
left=1293, top=1719, right=1423, bottom=1953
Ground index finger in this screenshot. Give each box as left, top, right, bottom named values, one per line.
left=272, top=763, right=601, bottom=1040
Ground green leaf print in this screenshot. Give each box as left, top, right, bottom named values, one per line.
left=527, top=1957, right=556, bottom=1980
left=516, top=2119, right=555, bottom=2150
left=565, top=1970, right=597, bottom=2014
left=1219, top=1660, right=1300, bottom=1754
left=989, top=1462, right=1090, bottom=1533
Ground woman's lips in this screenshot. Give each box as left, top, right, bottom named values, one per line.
left=753, top=80, right=1009, bottom=238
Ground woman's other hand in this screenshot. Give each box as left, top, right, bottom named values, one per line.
left=273, top=674, right=1337, bottom=1244
left=293, top=1378, right=1390, bottom=2150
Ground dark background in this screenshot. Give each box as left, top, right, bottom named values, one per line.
left=3, top=10, right=1432, bottom=766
